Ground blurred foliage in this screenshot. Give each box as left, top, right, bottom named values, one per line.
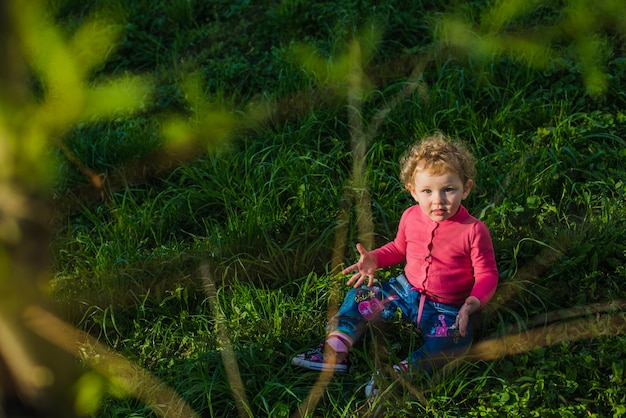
left=436, top=0, right=626, bottom=96
left=0, top=0, right=195, bottom=417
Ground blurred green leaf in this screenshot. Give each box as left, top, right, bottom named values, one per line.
left=289, top=22, right=382, bottom=96
left=69, top=18, right=124, bottom=78
left=73, top=372, right=107, bottom=416
left=79, top=75, right=153, bottom=122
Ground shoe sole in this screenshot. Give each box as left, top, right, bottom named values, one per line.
left=364, top=361, right=409, bottom=399
left=291, top=357, right=348, bottom=373
left=364, top=374, right=377, bottom=399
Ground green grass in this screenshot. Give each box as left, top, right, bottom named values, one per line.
left=44, top=0, right=626, bottom=416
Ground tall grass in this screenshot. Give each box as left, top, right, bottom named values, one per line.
left=45, top=0, right=626, bottom=416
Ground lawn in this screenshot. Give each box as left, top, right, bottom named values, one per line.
left=11, top=0, right=626, bottom=417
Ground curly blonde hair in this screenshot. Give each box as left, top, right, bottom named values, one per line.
left=399, top=132, right=476, bottom=189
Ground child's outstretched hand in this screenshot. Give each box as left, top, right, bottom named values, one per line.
left=454, top=296, right=481, bottom=337
left=342, top=243, right=377, bottom=288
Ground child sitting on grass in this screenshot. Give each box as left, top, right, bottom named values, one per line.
left=291, top=132, right=499, bottom=396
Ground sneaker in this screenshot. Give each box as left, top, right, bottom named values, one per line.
left=291, top=343, right=349, bottom=373
left=364, top=359, right=409, bottom=399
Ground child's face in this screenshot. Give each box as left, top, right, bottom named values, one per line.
left=407, top=165, right=473, bottom=222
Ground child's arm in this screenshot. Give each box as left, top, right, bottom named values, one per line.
left=342, top=208, right=410, bottom=288
left=342, top=243, right=378, bottom=288
left=455, top=221, right=499, bottom=337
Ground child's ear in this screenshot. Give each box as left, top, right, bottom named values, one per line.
left=462, top=179, right=474, bottom=199
left=406, top=183, right=418, bottom=202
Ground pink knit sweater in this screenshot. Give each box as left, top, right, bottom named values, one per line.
left=371, top=205, right=498, bottom=308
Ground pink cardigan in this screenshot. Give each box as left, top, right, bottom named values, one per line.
left=371, top=205, right=498, bottom=308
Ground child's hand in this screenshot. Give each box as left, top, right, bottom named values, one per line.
left=454, top=296, right=481, bottom=337
left=342, top=243, right=377, bottom=288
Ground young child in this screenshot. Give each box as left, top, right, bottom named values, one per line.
left=291, top=133, right=499, bottom=395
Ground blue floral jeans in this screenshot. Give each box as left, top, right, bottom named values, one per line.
left=328, top=274, right=473, bottom=372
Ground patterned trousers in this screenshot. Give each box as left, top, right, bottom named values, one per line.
left=327, top=274, right=474, bottom=372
